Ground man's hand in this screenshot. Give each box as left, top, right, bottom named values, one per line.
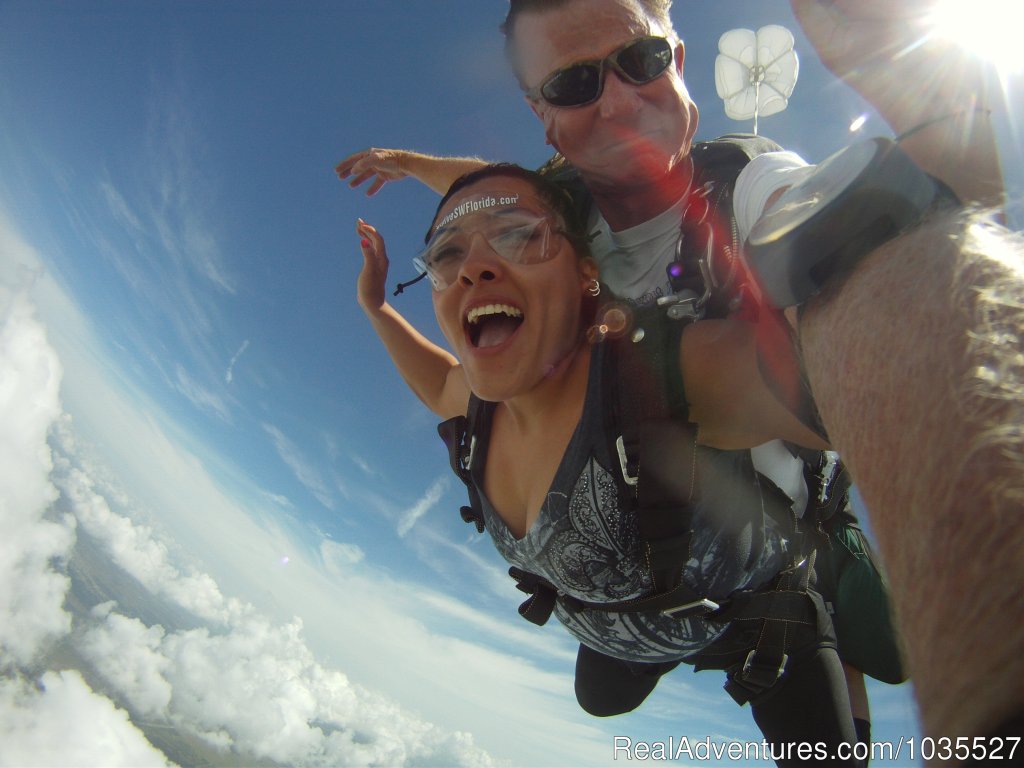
left=356, top=219, right=390, bottom=311
left=790, top=0, right=936, bottom=85
left=337, top=149, right=489, bottom=196
left=789, top=0, right=987, bottom=121
left=337, top=148, right=410, bottom=196
left=791, top=0, right=1003, bottom=208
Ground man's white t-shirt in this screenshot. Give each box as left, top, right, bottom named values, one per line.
left=587, top=150, right=814, bottom=304
left=586, top=150, right=817, bottom=515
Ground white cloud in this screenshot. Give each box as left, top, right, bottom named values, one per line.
left=224, top=339, right=249, bottom=384
left=259, top=488, right=293, bottom=508
left=81, top=605, right=173, bottom=717
left=141, top=78, right=235, bottom=297
left=320, top=539, right=365, bottom=576
left=0, top=277, right=74, bottom=668
left=412, top=588, right=577, bottom=666
left=173, top=363, right=232, bottom=422
left=48, top=407, right=608, bottom=765
left=263, top=422, right=336, bottom=510
left=347, top=449, right=381, bottom=478
left=397, top=476, right=448, bottom=537
left=52, top=450, right=237, bottom=625
left=0, top=670, right=174, bottom=768
left=406, top=517, right=518, bottom=600
left=99, top=179, right=144, bottom=236
left=79, top=606, right=496, bottom=767
left=0, top=279, right=511, bottom=765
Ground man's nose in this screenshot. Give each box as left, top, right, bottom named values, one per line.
left=598, top=69, right=644, bottom=118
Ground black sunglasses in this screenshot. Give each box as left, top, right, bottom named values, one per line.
left=525, top=36, right=674, bottom=108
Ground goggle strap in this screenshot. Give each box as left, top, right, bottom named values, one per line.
left=393, top=271, right=429, bottom=296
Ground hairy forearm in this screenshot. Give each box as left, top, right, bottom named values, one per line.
left=400, top=152, right=490, bottom=195
left=363, top=302, right=462, bottom=416
left=799, top=212, right=1024, bottom=745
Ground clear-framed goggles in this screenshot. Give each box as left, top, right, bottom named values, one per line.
left=413, top=199, right=565, bottom=291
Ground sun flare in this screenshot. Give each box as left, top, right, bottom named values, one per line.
left=927, top=0, right=1024, bottom=73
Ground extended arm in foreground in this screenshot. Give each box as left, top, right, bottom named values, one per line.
left=800, top=210, right=1024, bottom=748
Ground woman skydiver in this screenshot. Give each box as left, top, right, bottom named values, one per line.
left=355, top=163, right=863, bottom=766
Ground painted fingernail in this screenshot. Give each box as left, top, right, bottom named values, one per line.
left=361, top=238, right=371, bottom=248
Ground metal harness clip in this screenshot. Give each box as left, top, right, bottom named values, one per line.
left=661, top=598, right=720, bottom=619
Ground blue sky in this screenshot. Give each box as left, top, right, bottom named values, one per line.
left=1, top=1, right=1021, bottom=766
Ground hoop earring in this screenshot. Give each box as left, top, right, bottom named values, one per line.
left=587, top=279, right=601, bottom=297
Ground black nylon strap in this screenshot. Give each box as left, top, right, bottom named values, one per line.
left=577, top=582, right=716, bottom=618
left=509, top=567, right=559, bottom=626
left=508, top=566, right=714, bottom=625
left=438, top=415, right=469, bottom=485
left=439, top=399, right=489, bottom=534
left=610, top=307, right=695, bottom=592
left=722, top=552, right=818, bottom=705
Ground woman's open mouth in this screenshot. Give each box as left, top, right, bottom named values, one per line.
left=465, top=303, right=524, bottom=349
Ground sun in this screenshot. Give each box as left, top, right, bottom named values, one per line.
left=926, top=0, right=1024, bottom=74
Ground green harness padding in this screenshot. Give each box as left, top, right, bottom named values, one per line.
left=815, top=516, right=907, bottom=684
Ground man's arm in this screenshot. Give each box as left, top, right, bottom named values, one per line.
left=681, top=310, right=829, bottom=452
left=799, top=210, right=1024, bottom=746
left=356, top=219, right=470, bottom=418
left=791, top=0, right=1005, bottom=208
left=337, top=148, right=489, bottom=196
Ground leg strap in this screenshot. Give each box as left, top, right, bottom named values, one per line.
left=686, top=553, right=832, bottom=706
left=723, top=552, right=820, bottom=705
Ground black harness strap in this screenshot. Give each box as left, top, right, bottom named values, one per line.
left=678, top=553, right=825, bottom=706
left=609, top=304, right=694, bottom=590
left=722, top=550, right=819, bottom=704
left=440, top=402, right=567, bottom=627
left=438, top=402, right=485, bottom=534
left=806, top=453, right=852, bottom=528
left=509, top=567, right=558, bottom=625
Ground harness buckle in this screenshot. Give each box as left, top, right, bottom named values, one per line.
left=657, top=292, right=701, bottom=322
left=661, top=598, right=720, bottom=620
left=615, top=436, right=639, bottom=486
left=741, top=649, right=789, bottom=687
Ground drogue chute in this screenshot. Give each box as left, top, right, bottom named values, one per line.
left=714, top=25, right=799, bottom=135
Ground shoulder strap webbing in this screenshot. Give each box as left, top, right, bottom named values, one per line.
left=437, top=396, right=489, bottom=533
left=692, top=133, right=784, bottom=178
left=681, top=134, right=784, bottom=321
left=608, top=304, right=696, bottom=594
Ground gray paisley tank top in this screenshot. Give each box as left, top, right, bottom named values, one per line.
left=473, top=342, right=792, bottom=662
